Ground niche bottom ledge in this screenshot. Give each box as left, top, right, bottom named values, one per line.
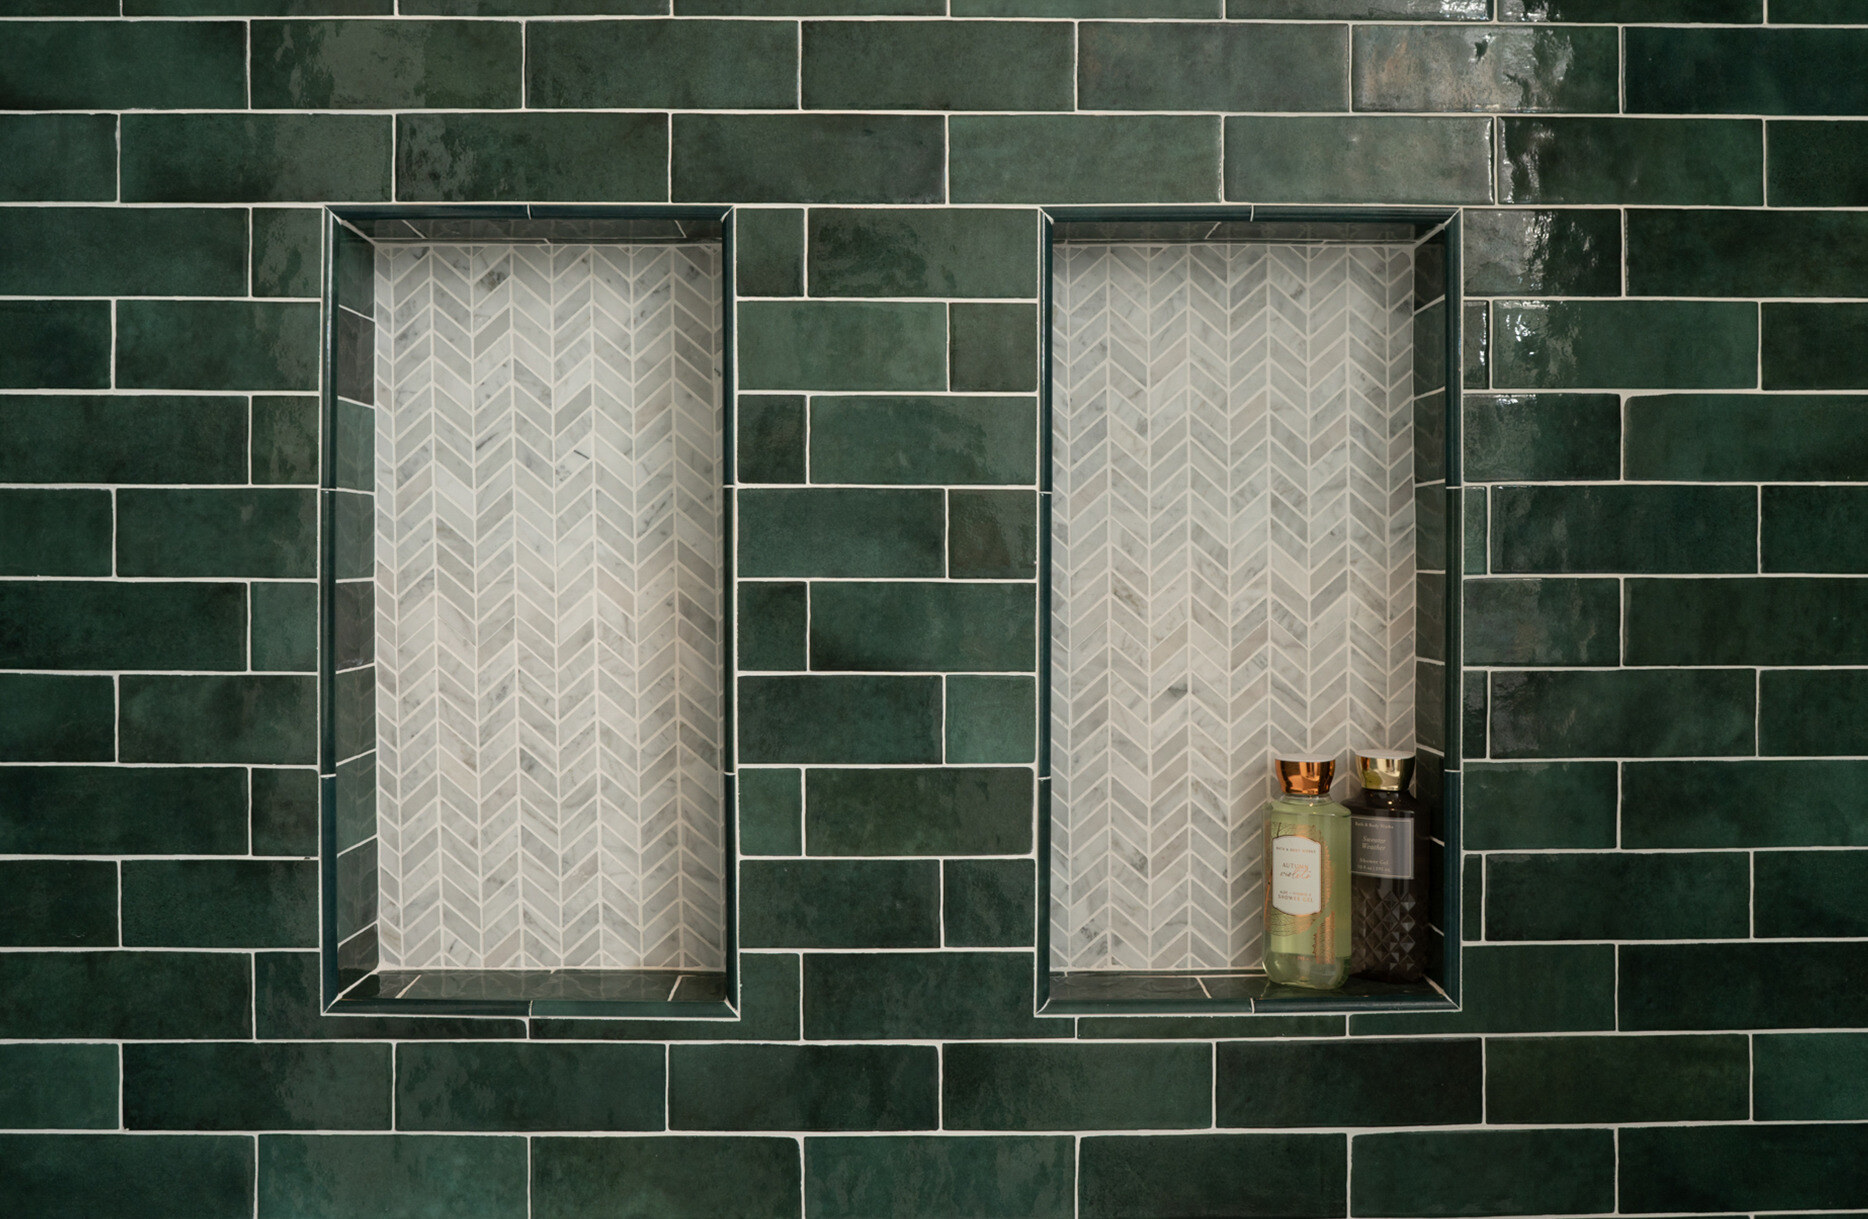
left=1040, top=970, right=1455, bottom=1017
left=327, top=967, right=734, bottom=1019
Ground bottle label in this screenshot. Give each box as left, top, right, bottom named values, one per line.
left=1270, top=835, right=1323, bottom=915
left=1352, top=816, right=1415, bottom=879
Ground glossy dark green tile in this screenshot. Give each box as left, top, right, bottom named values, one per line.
left=739, top=488, right=944, bottom=577
left=0, top=674, right=113, bottom=762
left=254, top=581, right=318, bottom=672
left=396, top=1043, right=662, bottom=1131
left=807, top=1135, right=1070, bottom=1219
left=0, top=1045, right=117, bottom=1128
left=123, top=114, right=393, bottom=203
left=0, top=491, right=110, bottom=577
left=1487, top=851, right=1748, bottom=940
left=0, top=950, right=250, bottom=1038
left=1352, top=1129, right=1613, bottom=1218
left=1356, top=944, right=1615, bottom=1035
left=1082, top=21, right=1345, bottom=111
left=401, top=0, right=652, bottom=10
left=1755, top=850, right=1868, bottom=938
left=944, top=859, right=1034, bottom=947
left=126, top=1042, right=389, bottom=1130
left=0, top=1134, right=253, bottom=1219
left=0, top=860, right=116, bottom=948
left=259, top=1135, right=527, bottom=1219
left=1413, top=299, right=1447, bottom=404
left=951, top=116, right=1220, bottom=204
left=0, top=395, right=246, bottom=484
left=332, top=664, right=374, bottom=762
left=961, top=0, right=1212, bottom=10
left=398, top=113, right=667, bottom=202
left=804, top=950, right=1069, bottom=1039
left=804, top=20, right=1071, bottom=111
left=1755, top=1033, right=1868, bottom=1120
left=118, top=489, right=316, bottom=578
left=1227, top=116, right=1492, bottom=204
left=1625, top=760, right=1868, bottom=849
left=0, top=302, right=109, bottom=389
left=1463, top=393, right=1619, bottom=484
left=1494, top=300, right=1757, bottom=390
left=740, top=302, right=947, bottom=392
left=946, top=1043, right=1209, bottom=1131
left=1491, top=668, right=1754, bottom=759
left=533, top=1137, right=801, bottom=1219
left=1620, top=1123, right=1868, bottom=1213
left=254, top=21, right=513, bottom=111
left=1356, top=25, right=1615, bottom=113
left=332, top=491, right=372, bottom=580
left=810, top=582, right=1033, bottom=672
left=252, top=767, right=319, bottom=856
left=0, top=581, right=245, bottom=670
left=1489, top=1034, right=1747, bottom=1124
left=1214, top=1039, right=1479, bottom=1128
left=810, top=397, right=1035, bottom=486
left=671, top=1044, right=937, bottom=1130
left=1464, top=577, right=1617, bottom=666
left=1621, top=941, right=1868, bottom=1030
left=0, top=21, right=244, bottom=108
left=1769, top=119, right=1868, bottom=207
left=1628, top=27, right=1868, bottom=115
left=1629, top=209, right=1868, bottom=299
left=1765, top=488, right=1868, bottom=574
left=251, top=210, right=322, bottom=299
left=0, top=115, right=116, bottom=201
left=1626, top=394, right=1868, bottom=481
left=809, top=209, right=1035, bottom=299
left=680, top=0, right=936, bottom=11
left=122, top=859, right=317, bottom=947
left=742, top=859, right=939, bottom=948
left=118, top=301, right=321, bottom=393
left=119, top=674, right=317, bottom=764
left=935, top=502, right=1041, bottom=587
left=675, top=115, right=944, bottom=204
left=0, top=765, right=247, bottom=854
left=1463, top=486, right=1487, bottom=574
left=1463, top=761, right=1616, bottom=850
left=253, top=951, right=526, bottom=1041
left=1080, top=1134, right=1346, bottom=1219
left=740, top=768, right=803, bottom=855
left=737, top=211, right=804, bottom=299
left=530, top=19, right=794, bottom=109
left=1462, top=210, right=1620, bottom=297
left=738, top=395, right=806, bottom=482
left=739, top=675, right=941, bottom=764
left=1462, top=302, right=1488, bottom=389
left=1231, top=0, right=1485, bottom=13
left=739, top=582, right=807, bottom=671
left=1500, top=118, right=1762, bottom=206
left=1764, top=302, right=1868, bottom=390
left=951, top=303, right=1039, bottom=393
left=1762, top=670, right=1868, bottom=756
left=807, top=766, right=1032, bottom=855
left=946, top=674, right=1036, bottom=764
left=1502, top=0, right=1758, bottom=16
left=1492, top=485, right=1755, bottom=573
left=1627, top=577, right=1868, bottom=665
left=1, top=208, right=245, bottom=297
left=131, top=0, right=392, bottom=11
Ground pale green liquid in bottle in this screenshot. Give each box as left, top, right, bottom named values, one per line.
left=1262, top=792, right=1352, bottom=989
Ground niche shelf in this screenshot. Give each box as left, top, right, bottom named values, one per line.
left=1039, top=210, right=1463, bottom=1015
left=319, top=207, right=735, bottom=1017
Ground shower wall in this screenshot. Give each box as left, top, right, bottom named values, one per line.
left=372, top=242, right=726, bottom=972
left=1050, top=242, right=1418, bottom=973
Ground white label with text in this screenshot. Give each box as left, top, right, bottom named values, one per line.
left=1270, top=835, right=1323, bottom=916
left=1351, top=816, right=1415, bottom=879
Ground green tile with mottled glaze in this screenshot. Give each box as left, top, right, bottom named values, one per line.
left=1463, top=762, right=1617, bottom=850
left=1227, top=115, right=1493, bottom=204
left=742, top=859, right=940, bottom=949
left=803, top=20, right=1072, bottom=111
left=1491, top=485, right=1756, bottom=574
left=1764, top=487, right=1868, bottom=574
left=738, top=396, right=806, bottom=483
left=117, top=301, right=321, bottom=392
left=737, top=212, right=804, bottom=299
left=1081, top=1134, right=1346, bottom=1219
left=1762, top=670, right=1868, bottom=756
left=0, top=581, right=245, bottom=671
left=810, top=582, right=1034, bottom=673
left=671, top=1044, right=938, bottom=1130
left=1500, top=118, right=1762, bottom=206
left=804, top=951, right=1070, bottom=1039
left=1355, top=25, right=1616, bottom=112
left=739, top=489, right=945, bottom=577
left=944, top=859, right=1034, bottom=947
left=1487, top=852, right=1749, bottom=940
left=1217, top=1040, right=1481, bottom=1127
left=1629, top=209, right=1868, bottom=298
left=739, top=675, right=942, bottom=765
left=809, top=209, right=1038, bottom=299
left=1627, top=27, right=1868, bottom=115
left=1492, top=300, right=1757, bottom=389
left=739, top=768, right=803, bottom=856
left=810, top=397, right=1036, bottom=485
left=533, top=1137, right=800, bottom=1219
left=0, top=675, right=115, bottom=762
left=1082, top=21, right=1346, bottom=112
left=1756, top=851, right=1868, bottom=939
left=126, top=1042, right=390, bottom=1130
left=1764, top=303, right=1868, bottom=390
left=1462, top=209, right=1620, bottom=297
left=0, top=115, right=116, bottom=201
left=0, top=860, right=117, bottom=948
left=119, top=675, right=317, bottom=765
left=676, top=115, right=945, bottom=204
left=946, top=1043, right=1211, bottom=1130
left=122, top=859, right=317, bottom=948
left=1491, top=668, right=1754, bottom=759
left=806, top=767, right=1032, bottom=855
left=397, top=1043, right=663, bottom=1131
left=397, top=113, right=667, bottom=202
left=1626, top=394, right=1868, bottom=482
left=252, top=20, right=520, bottom=108
left=530, top=19, right=796, bottom=109
left=806, top=1135, right=1071, bottom=1219
left=739, top=582, right=806, bottom=672
left=0, top=21, right=245, bottom=108
left=740, top=302, right=947, bottom=392
left=1620, top=1123, right=1868, bottom=1212
left=1353, top=1129, right=1614, bottom=1218
left=259, top=1135, right=527, bottom=1219
left=1754, top=1033, right=1868, bottom=1120
left=0, top=303, right=109, bottom=390
left=0, top=491, right=111, bottom=577
left=123, top=114, right=393, bottom=203
left=0, top=1045, right=118, bottom=1128
left=1348, top=944, right=1614, bottom=1035
left=951, top=115, right=1221, bottom=204
left=1487, top=1034, right=1748, bottom=1124
left=1465, top=577, right=1618, bottom=666
left=0, top=950, right=251, bottom=1039
left=946, top=674, right=1036, bottom=764
left=0, top=1135, right=253, bottom=1219
left=1769, top=120, right=1868, bottom=207
left=117, top=489, right=317, bottom=578
left=1626, top=577, right=1868, bottom=665
left=1463, top=394, right=1620, bottom=482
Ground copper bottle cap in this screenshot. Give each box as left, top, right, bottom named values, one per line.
left=1276, top=756, right=1335, bottom=796
left=1355, top=752, right=1416, bottom=792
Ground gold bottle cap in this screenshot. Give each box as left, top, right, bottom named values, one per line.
left=1355, top=751, right=1416, bottom=792
left=1276, top=756, right=1335, bottom=796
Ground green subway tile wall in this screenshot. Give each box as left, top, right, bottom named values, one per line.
left=0, top=3, right=1862, bottom=1215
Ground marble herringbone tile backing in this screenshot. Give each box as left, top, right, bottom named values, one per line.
left=1050, top=242, right=1417, bottom=973
left=372, top=243, right=726, bottom=972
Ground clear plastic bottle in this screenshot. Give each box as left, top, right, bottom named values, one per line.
left=1262, top=756, right=1351, bottom=990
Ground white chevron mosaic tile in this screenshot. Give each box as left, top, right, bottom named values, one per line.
left=1050, top=241, right=1418, bottom=973
left=372, top=242, right=726, bottom=972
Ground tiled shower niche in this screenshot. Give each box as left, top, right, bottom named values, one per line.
left=1042, top=214, right=1462, bottom=1013
left=321, top=210, right=734, bottom=1016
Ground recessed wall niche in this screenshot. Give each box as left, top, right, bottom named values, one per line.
left=1042, top=212, right=1462, bottom=1013
left=320, top=209, right=734, bottom=1016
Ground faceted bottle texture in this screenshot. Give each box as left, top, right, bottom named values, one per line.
left=1346, top=775, right=1430, bottom=983
left=1262, top=791, right=1352, bottom=990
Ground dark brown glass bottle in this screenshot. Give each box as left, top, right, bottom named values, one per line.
left=1347, top=752, right=1429, bottom=983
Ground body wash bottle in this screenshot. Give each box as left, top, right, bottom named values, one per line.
left=1262, top=756, right=1351, bottom=990
left=1347, top=752, right=1429, bottom=983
